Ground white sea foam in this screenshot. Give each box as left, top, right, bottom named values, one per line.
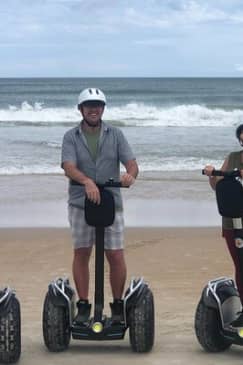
left=0, top=157, right=223, bottom=176
left=1, top=101, right=77, bottom=123
left=107, top=103, right=243, bottom=127
left=0, top=165, right=63, bottom=175
left=0, top=101, right=243, bottom=127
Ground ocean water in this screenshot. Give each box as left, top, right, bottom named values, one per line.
left=1, top=77, right=243, bottom=176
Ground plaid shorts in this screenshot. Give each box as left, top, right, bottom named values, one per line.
left=68, top=205, right=124, bottom=250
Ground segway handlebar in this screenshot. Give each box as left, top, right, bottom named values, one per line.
left=97, top=180, right=124, bottom=188
left=202, top=169, right=241, bottom=178
left=70, top=178, right=127, bottom=188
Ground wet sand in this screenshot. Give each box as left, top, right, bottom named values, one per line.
left=0, top=173, right=220, bottom=227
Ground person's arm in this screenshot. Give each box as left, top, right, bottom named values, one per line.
left=62, top=161, right=101, bottom=204
left=120, top=159, right=139, bottom=187
left=115, top=128, right=139, bottom=187
left=204, top=157, right=229, bottom=191
left=61, top=131, right=101, bottom=204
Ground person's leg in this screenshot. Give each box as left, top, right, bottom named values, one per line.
left=104, top=211, right=126, bottom=322
left=223, top=229, right=243, bottom=302
left=73, top=247, right=92, bottom=300
left=104, top=211, right=126, bottom=299
left=105, top=249, right=127, bottom=299
left=68, top=205, right=94, bottom=323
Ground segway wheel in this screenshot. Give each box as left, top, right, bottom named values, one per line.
left=195, top=298, right=232, bottom=352
left=0, top=296, right=21, bottom=364
left=42, top=292, right=70, bottom=352
left=129, top=288, right=154, bottom=353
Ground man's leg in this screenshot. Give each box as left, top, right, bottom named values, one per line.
left=73, top=247, right=92, bottom=300
left=69, top=205, right=94, bottom=323
left=105, top=249, right=127, bottom=299
left=72, top=247, right=92, bottom=323
left=105, top=249, right=126, bottom=322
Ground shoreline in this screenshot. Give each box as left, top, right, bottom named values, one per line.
left=0, top=173, right=220, bottom=227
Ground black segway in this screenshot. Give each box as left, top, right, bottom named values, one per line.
left=195, top=169, right=243, bottom=352
left=42, top=179, right=154, bottom=353
left=0, top=287, right=21, bottom=363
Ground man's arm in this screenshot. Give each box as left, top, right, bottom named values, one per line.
left=204, top=157, right=229, bottom=191
left=63, top=161, right=101, bottom=204
left=120, top=159, right=139, bottom=187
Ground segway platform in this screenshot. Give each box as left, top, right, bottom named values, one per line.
left=72, top=320, right=126, bottom=341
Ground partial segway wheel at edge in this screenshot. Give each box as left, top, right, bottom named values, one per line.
left=0, top=289, right=21, bottom=364
left=129, top=287, right=154, bottom=353
left=42, top=289, right=72, bottom=352
left=195, top=298, right=232, bottom=352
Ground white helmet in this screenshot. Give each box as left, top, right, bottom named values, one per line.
left=78, top=88, right=106, bottom=106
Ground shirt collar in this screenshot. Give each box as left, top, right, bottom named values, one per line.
left=76, top=120, right=109, bottom=135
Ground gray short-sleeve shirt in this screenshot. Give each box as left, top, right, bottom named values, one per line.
left=61, top=121, right=136, bottom=209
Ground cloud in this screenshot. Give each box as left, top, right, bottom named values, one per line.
left=235, top=64, right=243, bottom=72
left=134, top=38, right=175, bottom=47
left=1, top=0, right=243, bottom=48
left=124, top=1, right=242, bottom=30
left=1, top=0, right=243, bottom=76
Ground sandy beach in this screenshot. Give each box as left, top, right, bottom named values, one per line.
left=1, top=226, right=242, bottom=364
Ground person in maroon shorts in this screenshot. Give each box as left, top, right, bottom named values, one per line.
left=204, top=124, right=243, bottom=326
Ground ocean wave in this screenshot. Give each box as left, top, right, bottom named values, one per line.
left=107, top=103, right=243, bottom=127
left=0, top=165, right=63, bottom=175
left=0, top=101, right=243, bottom=127
left=0, top=157, right=224, bottom=176
left=9, top=139, right=61, bottom=148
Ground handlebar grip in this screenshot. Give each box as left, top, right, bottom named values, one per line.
left=202, top=169, right=241, bottom=177
left=202, top=169, right=223, bottom=176
left=70, top=180, right=126, bottom=188
left=211, top=170, right=224, bottom=177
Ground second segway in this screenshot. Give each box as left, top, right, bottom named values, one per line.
left=195, top=169, right=243, bottom=352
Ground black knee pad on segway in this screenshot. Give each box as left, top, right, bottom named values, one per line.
left=216, top=178, right=243, bottom=218
left=85, top=189, right=115, bottom=227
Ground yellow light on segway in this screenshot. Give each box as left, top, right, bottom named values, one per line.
left=238, top=328, right=243, bottom=338
left=92, top=322, right=103, bottom=333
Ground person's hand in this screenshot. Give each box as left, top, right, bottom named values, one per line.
left=84, top=178, right=101, bottom=204
left=120, top=173, right=135, bottom=187
left=203, top=165, right=215, bottom=177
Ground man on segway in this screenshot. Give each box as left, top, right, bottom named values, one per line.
left=61, top=87, right=138, bottom=325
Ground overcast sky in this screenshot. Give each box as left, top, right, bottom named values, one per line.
left=1, top=0, right=243, bottom=77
